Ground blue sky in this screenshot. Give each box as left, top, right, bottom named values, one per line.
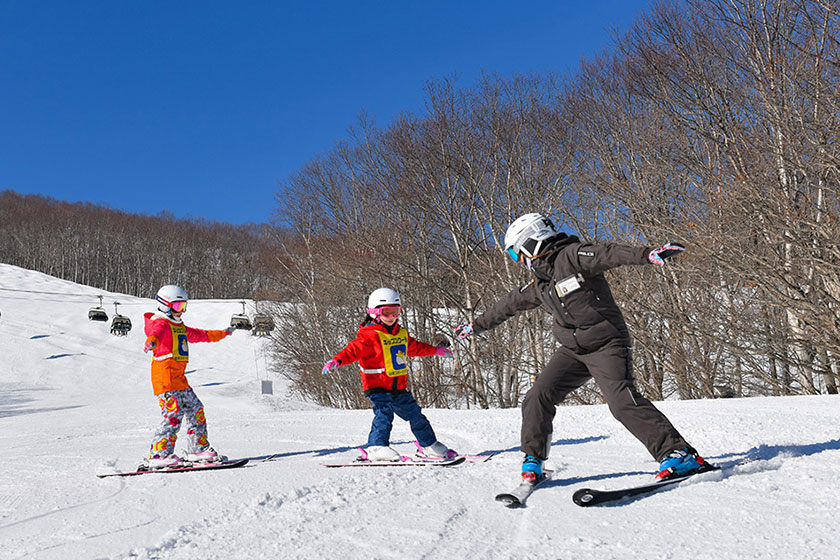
left=1, top=1, right=653, bottom=225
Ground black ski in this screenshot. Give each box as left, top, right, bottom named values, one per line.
left=495, top=470, right=554, bottom=508
left=572, top=463, right=719, bottom=507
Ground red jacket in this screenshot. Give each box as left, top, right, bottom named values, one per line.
left=143, top=311, right=228, bottom=395
left=333, top=321, right=437, bottom=392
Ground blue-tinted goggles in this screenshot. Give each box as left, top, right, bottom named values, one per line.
left=507, top=238, right=540, bottom=262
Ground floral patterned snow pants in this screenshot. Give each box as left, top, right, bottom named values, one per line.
left=149, top=388, right=211, bottom=459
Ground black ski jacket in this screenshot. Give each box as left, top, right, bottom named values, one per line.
left=472, top=235, right=651, bottom=354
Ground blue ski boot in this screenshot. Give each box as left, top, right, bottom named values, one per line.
left=655, top=448, right=706, bottom=481
left=521, top=455, right=543, bottom=483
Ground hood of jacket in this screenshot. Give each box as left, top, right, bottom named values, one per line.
left=529, top=233, right=580, bottom=281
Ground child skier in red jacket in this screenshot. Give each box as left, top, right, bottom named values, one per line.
left=142, top=284, right=233, bottom=469
left=322, top=288, right=454, bottom=461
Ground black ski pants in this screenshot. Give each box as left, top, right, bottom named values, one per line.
left=520, top=341, right=688, bottom=463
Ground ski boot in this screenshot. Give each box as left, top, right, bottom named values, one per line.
left=145, top=454, right=187, bottom=470
left=655, top=448, right=706, bottom=481
left=416, top=441, right=458, bottom=459
left=184, top=447, right=226, bottom=464
left=521, top=455, right=543, bottom=483
left=365, top=446, right=401, bottom=461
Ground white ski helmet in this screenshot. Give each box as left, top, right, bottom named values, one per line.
left=367, top=287, right=401, bottom=311
left=155, top=284, right=189, bottom=314
left=504, top=213, right=559, bottom=262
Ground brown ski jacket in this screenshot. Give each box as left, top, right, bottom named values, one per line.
left=472, top=235, right=651, bottom=354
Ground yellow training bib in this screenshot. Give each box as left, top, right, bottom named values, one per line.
left=170, top=323, right=189, bottom=362
left=376, top=330, right=409, bottom=377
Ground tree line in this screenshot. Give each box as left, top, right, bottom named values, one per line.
left=6, top=1, right=838, bottom=411
left=266, top=0, right=840, bottom=408
left=0, top=190, right=272, bottom=300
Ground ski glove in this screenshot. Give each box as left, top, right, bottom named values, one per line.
left=454, top=324, right=474, bottom=340
left=434, top=346, right=454, bottom=358
left=225, top=326, right=236, bottom=335
left=648, top=242, right=686, bottom=266
left=322, top=358, right=340, bottom=375
left=143, top=337, right=157, bottom=353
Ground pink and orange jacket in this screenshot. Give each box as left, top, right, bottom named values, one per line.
left=143, top=311, right=229, bottom=395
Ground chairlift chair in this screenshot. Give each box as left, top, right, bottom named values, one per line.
left=110, top=302, right=132, bottom=336
left=252, top=313, right=275, bottom=336
left=230, top=301, right=253, bottom=331
left=88, top=296, right=109, bottom=322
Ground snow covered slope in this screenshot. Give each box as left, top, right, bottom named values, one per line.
left=1, top=263, right=838, bottom=560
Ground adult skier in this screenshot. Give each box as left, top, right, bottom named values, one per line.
left=455, top=213, right=708, bottom=482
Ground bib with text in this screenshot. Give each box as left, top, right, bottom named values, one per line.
left=376, top=330, right=409, bottom=377
left=170, top=323, right=189, bottom=362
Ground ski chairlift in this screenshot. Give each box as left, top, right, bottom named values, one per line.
left=230, top=301, right=253, bottom=331
left=252, top=313, right=275, bottom=336
left=88, top=296, right=109, bottom=322
left=110, top=301, right=132, bottom=336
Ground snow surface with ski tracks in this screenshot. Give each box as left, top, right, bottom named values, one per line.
left=1, top=263, right=838, bottom=559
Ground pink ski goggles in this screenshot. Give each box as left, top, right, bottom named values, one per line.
left=157, top=297, right=187, bottom=313
left=367, top=305, right=401, bottom=319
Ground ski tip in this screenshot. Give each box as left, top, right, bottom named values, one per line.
left=572, top=489, right=597, bottom=507
left=494, top=494, right=522, bottom=508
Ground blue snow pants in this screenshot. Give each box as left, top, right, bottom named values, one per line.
left=367, top=391, right=436, bottom=448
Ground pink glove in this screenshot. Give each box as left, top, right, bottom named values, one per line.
left=454, top=324, right=474, bottom=340
left=434, top=347, right=453, bottom=358
left=648, top=243, right=686, bottom=266
left=322, top=359, right=340, bottom=375
left=143, top=338, right=157, bottom=353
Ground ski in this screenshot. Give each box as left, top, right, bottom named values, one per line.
left=495, top=470, right=554, bottom=508
left=410, top=441, right=495, bottom=464
left=323, top=455, right=466, bottom=468
left=414, top=452, right=496, bottom=464
left=572, top=463, right=720, bottom=507
left=460, top=453, right=495, bottom=463
left=324, top=444, right=494, bottom=468
left=97, top=458, right=249, bottom=478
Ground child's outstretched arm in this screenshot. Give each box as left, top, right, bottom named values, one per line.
left=324, top=334, right=370, bottom=374
left=407, top=336, right=452, bottom=358
left=186, top=325, right=233, bottom=343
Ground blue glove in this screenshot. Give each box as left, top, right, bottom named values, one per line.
left=648, top=243, right=685, bottom=266
left=322, top=359, right=340, bottom=375
left=454, top=324, right=474, bottom=340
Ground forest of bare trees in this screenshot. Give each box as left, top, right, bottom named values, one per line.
left=5, top=1, right=838, bottom=411
left=0, top=190, right=271, bottom=299
left=267, top=0, right=840, bottom=409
